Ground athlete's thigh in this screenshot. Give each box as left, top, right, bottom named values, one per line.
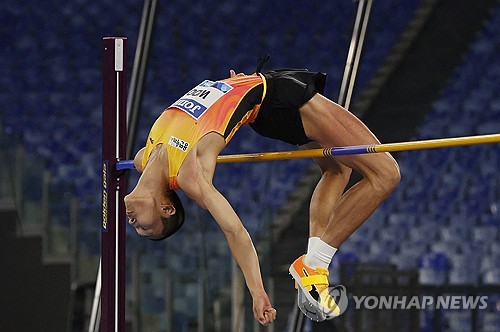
left=300, top=94, right=397, bottom=176
left=300, top=141, right=349, bottom=174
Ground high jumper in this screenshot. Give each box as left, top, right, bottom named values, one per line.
left=124, top=63, right=401, bottom=324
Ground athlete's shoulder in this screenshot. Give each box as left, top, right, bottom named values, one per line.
left=134, top=147, right=145, bottom=173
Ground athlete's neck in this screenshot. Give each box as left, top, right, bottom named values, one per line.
left=131, top=146, right=169, bottom=198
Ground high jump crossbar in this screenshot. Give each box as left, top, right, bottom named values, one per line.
left=116, top=133, right=500, bottom=169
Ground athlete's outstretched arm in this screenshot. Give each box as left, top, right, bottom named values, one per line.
left=177, top=140, right=276, bottom=326
left=195, top=174, right=276, bottom=325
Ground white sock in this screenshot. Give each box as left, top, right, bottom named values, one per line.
left=307, top=237, right=321, bottom=255
left=304, top=238, right=337, bottom=270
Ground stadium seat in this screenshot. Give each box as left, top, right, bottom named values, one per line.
left=448, top=253, right=479, bottom=285
left=387, top=212, right=419, bottom=229
left=390, top=251, right=420, bottom=271
left=444, top=310, right=472, bottom=332
left=408, top=223, right=439, bottom=245
left=489, top=242, right=500, bottom=255
left=439, top=223, right=472, bottom=242
left=398, top=240, right=428, bottom=257
left=369, top=239, right=399, bottom=262
left=430, top=240, right=462, bottom=258
left=481, top=301, right=500, bottom=332
left=482, top=268, right=500, bottom=285
left=375, top=224, right=408, bottom=242
left=482, top=315, right=500, bottom=332
left=472, top=225, right=498, bottom=243
left=418, top=252, right=450, bottom=285
left=480, top=255, right=500, bottom=275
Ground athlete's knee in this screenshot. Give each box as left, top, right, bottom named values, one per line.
left=384, top=160, right=401, bottom=192
left=372, top=153, right=400, bottom=194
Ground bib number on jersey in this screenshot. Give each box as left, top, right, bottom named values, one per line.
left=170, top=80, right=233, bottom=119
left=168, top=135, right=189, bottom=152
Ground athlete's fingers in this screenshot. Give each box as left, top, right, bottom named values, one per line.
left=259, top=307, right=276, bottom=325
left=229, top=69, right=245, bottom=78
left=264, top=308, right=277, bottom=324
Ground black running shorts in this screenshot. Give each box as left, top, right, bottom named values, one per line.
left=250, top=69, right=327, bottom=146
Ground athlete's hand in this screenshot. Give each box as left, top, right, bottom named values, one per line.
left=252, top=291, right=277, bottom=326
left=230, top=69, right=246, bottom=78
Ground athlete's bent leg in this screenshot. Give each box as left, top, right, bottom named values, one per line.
left=291, top=94, right=399, bottom=319
left=299, top=94, right=400, bottom=248
left=300, top=142, right=352, bottom=238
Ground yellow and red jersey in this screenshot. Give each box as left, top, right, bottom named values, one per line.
left=141, top=74, right=266, bottom=189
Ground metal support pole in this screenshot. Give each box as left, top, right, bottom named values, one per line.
left=14, top=146, right=24, bottom=228
left=126, top=0, right=158, bottom=159
left=41, top=170, right=51, bottom=255
left=338, top=0, right=373, bottom=109
left=231, top=259, right=244, bottom=332
left=198, top=217, right=207, bottom=332
left=291, top=1, right=373, bottom=330
left=132, top=252, right=141, bottom=332
left=165, top=242, right=173, bottom=332
left=88, top=259, right=101, bottom=332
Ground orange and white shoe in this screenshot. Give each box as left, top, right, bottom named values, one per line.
left=289, top=255, right=342, bottom=319
left=296, top=285, right=327, bottom=322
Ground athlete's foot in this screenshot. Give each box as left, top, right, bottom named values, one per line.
left=289, top=255, right=342, bottom=318
left=296, top=286, right=327, bottom=321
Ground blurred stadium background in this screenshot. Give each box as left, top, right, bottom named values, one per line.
left=0, top=0, right=498, bottom=331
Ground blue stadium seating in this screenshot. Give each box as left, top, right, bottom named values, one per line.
left=375, top=5, right=500, bottom=294
left=1, top=0, right=498, bottom=329
left=483, top=268, right=500, bottom=285
left=418, top=252, right=450, bottom=286
left=448, top=253, right=480, bottom=285
left=444, top=310, right=473, bottom=332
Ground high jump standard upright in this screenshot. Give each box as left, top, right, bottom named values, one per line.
left=99, top=37, right=128, bottom=332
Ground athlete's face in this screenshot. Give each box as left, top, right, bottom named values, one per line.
left=124, top=195, right=163, bottom=239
